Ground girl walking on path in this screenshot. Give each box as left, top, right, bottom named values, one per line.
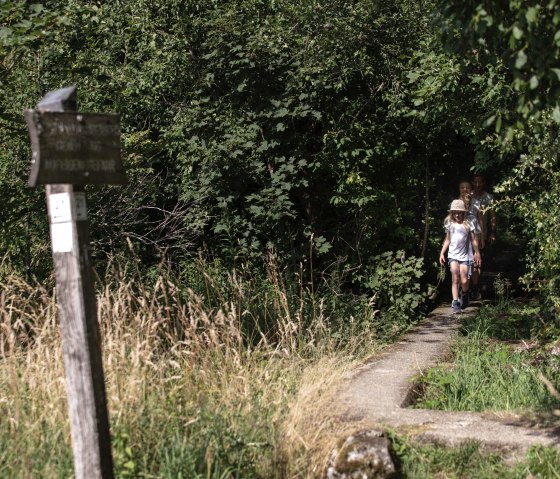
left=439, top=200, right=482, bottom=314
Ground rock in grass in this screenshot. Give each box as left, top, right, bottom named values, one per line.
left=325, top=429, right=396, bottom=479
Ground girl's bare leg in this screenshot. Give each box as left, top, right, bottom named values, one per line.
left=460, top=263, right=470, bottom=294
left=450, top=261, right=460, bottom=300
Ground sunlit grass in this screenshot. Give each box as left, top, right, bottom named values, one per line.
left=397, top=300, right=560, bottom=477
left=392, top=433, right=560, bottom=479
left=0, top=260, right=382, bottom=478
left=415, top=303, right=560, bottom=414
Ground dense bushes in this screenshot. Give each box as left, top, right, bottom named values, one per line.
left=430, top=0, right=560, bottom=318
left=0, top=1, right=451, bottom=284
left=1, top=0, right=559, bottom=319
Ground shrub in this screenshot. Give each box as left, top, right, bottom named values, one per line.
left=365, top=250, right=427, bottom=328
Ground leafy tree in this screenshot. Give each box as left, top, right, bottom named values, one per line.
left=6, top=0, right=522, bottom=325
left=435, top=0, right=560, bottom=132
left=431, top=0, right=560, bottom=317
left=1, top=0, right=441, bottom=280
left=0, top=1, right=72, bottom=278
left=163, top=0, right=435, bottom=266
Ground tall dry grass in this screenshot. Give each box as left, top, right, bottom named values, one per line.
left=0, top=260, right=381, bottom=478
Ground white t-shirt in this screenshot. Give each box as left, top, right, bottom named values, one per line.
left=446, top=221, right=475, bottom=262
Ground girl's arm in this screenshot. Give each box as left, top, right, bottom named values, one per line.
left=439, top=235, right=450, bottom=265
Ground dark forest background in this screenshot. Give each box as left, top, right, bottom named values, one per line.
left=2, top=0, right=560, bottom=322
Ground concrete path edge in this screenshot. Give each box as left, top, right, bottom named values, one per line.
left=333, top=303, right=560, bottom=459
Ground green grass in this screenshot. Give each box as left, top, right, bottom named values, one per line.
left=7, top=261, right=559, bottom=478
left=0, top=366, right=283, bottom=479
left=416, top=302, right=560, bottom=413
left=397, top=299, right=560, bottom=478
left=392, top=434, right=560, bottom=478
left=0, top=261, right=395, bottom=479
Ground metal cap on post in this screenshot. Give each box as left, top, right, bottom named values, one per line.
left=37, top=85, right=77, bottom=112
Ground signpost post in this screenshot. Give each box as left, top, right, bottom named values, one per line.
left=24, top=86, right=126, bottom=479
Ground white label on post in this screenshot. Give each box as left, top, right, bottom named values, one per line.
left=74, top=192, right=87, bottom=221
left=49, top=193, right=72, bottom=223
left=51, top=222, right=74, bottom=252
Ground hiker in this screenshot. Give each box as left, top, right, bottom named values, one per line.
left=470, top=173, right=496, bottom=299
left=456, top=179, right=483, bottom=283
left=439, top=199, right=482, bottom=314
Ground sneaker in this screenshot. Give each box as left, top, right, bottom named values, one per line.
left=461, top=294, right=469, bottom=309
left=451, top=300, right=461, bottom=314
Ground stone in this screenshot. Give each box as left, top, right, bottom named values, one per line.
left=325, top=429, right=396, bottom=479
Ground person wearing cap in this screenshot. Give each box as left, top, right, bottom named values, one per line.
left=439, top=199, right=482, bottom=314
left=457, top=179, right=483, bottom=244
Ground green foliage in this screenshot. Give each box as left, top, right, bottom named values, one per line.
left=400, top=302, right=560, bottom=477
left=162, top=0, right=434, bottom=264
left=365, top=250, right=427, bottom=326
left=470, top=302, right=541, bottom=341
left=392, top=435, right=507, bottom=478
left=417, top=341, right=560, bottom=412
left=132, top=396, right=275, bottom=479
left=0, top=265, right=390, bottom=479
left=112, top=430, right=138, bottom=478
left=492, top=116, right=560, bottom=318
left=0, top=0, right=56, bottom=276
left=415, top=0, right=560, bottom=319
left=175, top=254, right=419, bottom=350
left=0, top=375, right=74, bottom=477
left=521, top=446, right=560, bottom=479
left=0, top=1, right=70, bottom=53
left=493, top=273, right=514, bottom=311
left=434, top=0, right=560, bottom=133
left=10, top=0, right=560, bottom=327
left=0, top=0, right=446, bottom=280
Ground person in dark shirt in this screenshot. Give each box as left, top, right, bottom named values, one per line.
left=470, top=173, right=496, bottom=299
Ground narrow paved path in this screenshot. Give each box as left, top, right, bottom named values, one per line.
left=334, top=305, right=560, bottom=456
left=333, top=241, right=560, bottom=458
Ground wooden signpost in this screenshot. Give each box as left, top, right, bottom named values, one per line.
left=25, top=86, right=125, bottom=479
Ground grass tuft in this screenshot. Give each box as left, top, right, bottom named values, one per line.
left=415, top=302, right=560, bottom=414
left=0, top=260, right=382, bottom=478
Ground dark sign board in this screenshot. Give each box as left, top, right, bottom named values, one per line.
left=25, top=110, right=126, bottom=186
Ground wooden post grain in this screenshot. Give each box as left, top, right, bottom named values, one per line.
left=29, top=87, right=115, bottom=479
left=47, top=184, right=114, bottom=479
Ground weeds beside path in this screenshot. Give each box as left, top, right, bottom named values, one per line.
left=3, top=238, right=539, bottom=478
left=417, top=300, right=560, bottom=422
left=0, top=261, right=405, bottom=479
left=402, top=300, right=560, bottom=477
left=323, top=247, right=560, bottom=479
